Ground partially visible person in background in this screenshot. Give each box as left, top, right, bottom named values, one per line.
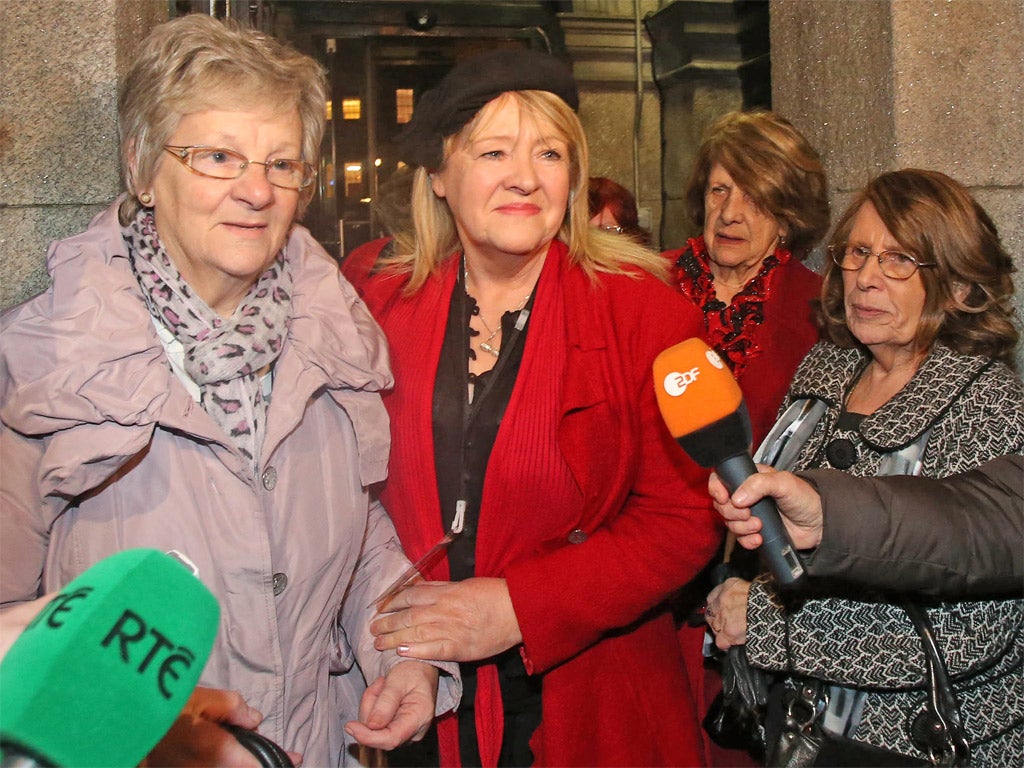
left=587, top=176, right=651, bottom=244
left=371, top=166, right=416, bottom=238
left=665, top=109, right=830, bottom=767
left=710, top=455, right=1024, bottom=598
left=664, top=110, right=830, bottom=445
left=0, top=15, right=457, bottom=766
left=344, top=49, right=719, bottom=767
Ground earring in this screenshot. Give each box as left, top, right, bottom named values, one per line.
left=779, top=234, right=788, bottom=247
left=139, top=191, right=153, bottom=206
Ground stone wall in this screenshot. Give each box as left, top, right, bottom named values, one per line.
left=562, top=2, right=664, bottom=244
left=0, top=0, right=166, bottom=308
left=771, top=0, right=1023, bottom=366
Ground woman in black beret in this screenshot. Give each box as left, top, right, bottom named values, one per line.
left=343, top=48, right=718, bottom=767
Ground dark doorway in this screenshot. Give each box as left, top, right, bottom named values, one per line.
left=273, top=1, right=569, bottom=260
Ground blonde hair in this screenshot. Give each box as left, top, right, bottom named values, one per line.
left=386, top=90, right=666, bottom=292
left=117, top=14, right=326, bottom=224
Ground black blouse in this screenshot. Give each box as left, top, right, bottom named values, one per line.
left=432, top=265, right=535, bottom=580
left=429, top=263, right=542, bottom=765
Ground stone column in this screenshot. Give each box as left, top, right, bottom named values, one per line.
left=0, top=0, right=166, bottom=308
left=561, top=1, right=664, bottom=244
left=771, top=0, right=1023, bottom=364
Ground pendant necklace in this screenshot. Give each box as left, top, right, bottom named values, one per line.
left=476, top=294, right=531, bottom=357
left=464, top=260, right=533, bottom=358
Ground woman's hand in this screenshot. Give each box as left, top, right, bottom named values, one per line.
left=142, top=687, right=301, bottom=767
left=370, top=577, right=522, bottom=662
left=705, top=577, right=751, bottom=651
left=344, top=661, right=439, bottom=750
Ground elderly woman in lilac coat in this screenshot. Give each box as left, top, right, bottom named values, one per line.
left=0, top=15, right=457, bottom=766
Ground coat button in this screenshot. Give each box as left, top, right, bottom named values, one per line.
left=273, top=572, right=288, bottom=595
left=262, top=466, right=278, bottom=490
left=567, top=529, right=587, bottom=544
left=825, top=438, right=857, bottom=470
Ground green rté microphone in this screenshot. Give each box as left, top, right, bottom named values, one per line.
left=0, top=549, right=219, bottom=767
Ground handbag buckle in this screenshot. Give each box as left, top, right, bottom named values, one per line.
left=785, top=682, right=828, bottom=733
left=910, top=710, right=971, bottom=766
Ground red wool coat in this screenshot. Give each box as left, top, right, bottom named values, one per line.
left=344, top=240, right=720, bottom=767
left=734, top=260, right=822, bottom=445
left=662, top=245, right=822, bottom=446
left=662, top=243, right=821, bottom=767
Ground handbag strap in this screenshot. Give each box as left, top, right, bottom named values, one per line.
left=903, top=603, right=972, bottom=765
left=754, top=398, right=828, bottom=470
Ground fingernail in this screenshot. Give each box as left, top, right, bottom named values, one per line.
left=397, top=645, right=410, bottom=655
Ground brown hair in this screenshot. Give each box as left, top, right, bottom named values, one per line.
left=820, top=168, right=1018, bottom=366
left=117, top=14, right=326, bottom=224
left=684, top=110, right=829, bottom=258
left=386, top=90, right=666, bottom=292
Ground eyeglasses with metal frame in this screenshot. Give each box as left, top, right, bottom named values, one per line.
left=163, top=145, right=316, bottom=190
left=828, top=243, right=936, bottom=280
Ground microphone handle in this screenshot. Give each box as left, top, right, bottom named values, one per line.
left=717, top=454, right=807, bottom=588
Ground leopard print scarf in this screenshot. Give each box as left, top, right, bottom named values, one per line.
left=123, top=208, right=292, bottom=475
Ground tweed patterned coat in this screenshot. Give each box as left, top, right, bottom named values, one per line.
left=745, top=341, right=1024, bottom=765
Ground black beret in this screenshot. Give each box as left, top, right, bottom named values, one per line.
left=396, top=48, right=578, bottom=169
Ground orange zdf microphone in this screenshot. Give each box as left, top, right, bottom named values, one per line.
left=654, top=338, right=806, bottom=587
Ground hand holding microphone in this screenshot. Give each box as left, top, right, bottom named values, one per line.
left=653, top=339, right=807, bottom=588
left=708, top=469, right=825, bottom=551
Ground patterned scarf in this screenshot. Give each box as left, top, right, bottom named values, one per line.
left=123, top=208, right=292, bottom=475
left=670, top=235, right=790, bottom=377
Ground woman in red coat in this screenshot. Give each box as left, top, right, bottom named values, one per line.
left=663, top=111, right=830, bottom=446
left=662, top=110, right=830, bottom=766
left=343, top=49, right=719, bottom=767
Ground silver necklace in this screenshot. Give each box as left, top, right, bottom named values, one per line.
left=476, top=294, right=530, bottom=357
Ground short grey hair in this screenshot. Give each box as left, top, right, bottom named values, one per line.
left=118, top=14, right=326, bottom=223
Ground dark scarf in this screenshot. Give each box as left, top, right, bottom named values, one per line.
left=670, top=235, right=790, bottom=377
left=123, top=208, right=292, bottom=475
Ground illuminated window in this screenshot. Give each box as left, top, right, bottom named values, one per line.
left=342, top=98, right=361, bottom=120
left=396, top=89, right=414, bottom=124
left=325, top=100, right=333, bottom=121
left=344, top=163, right=363, bottom=196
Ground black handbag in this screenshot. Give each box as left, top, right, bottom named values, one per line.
left=703, top=644, right=769, bottom=758
left=768, top=603, right=971, bottom=767
left=700, top=559, right=770, bottom=758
